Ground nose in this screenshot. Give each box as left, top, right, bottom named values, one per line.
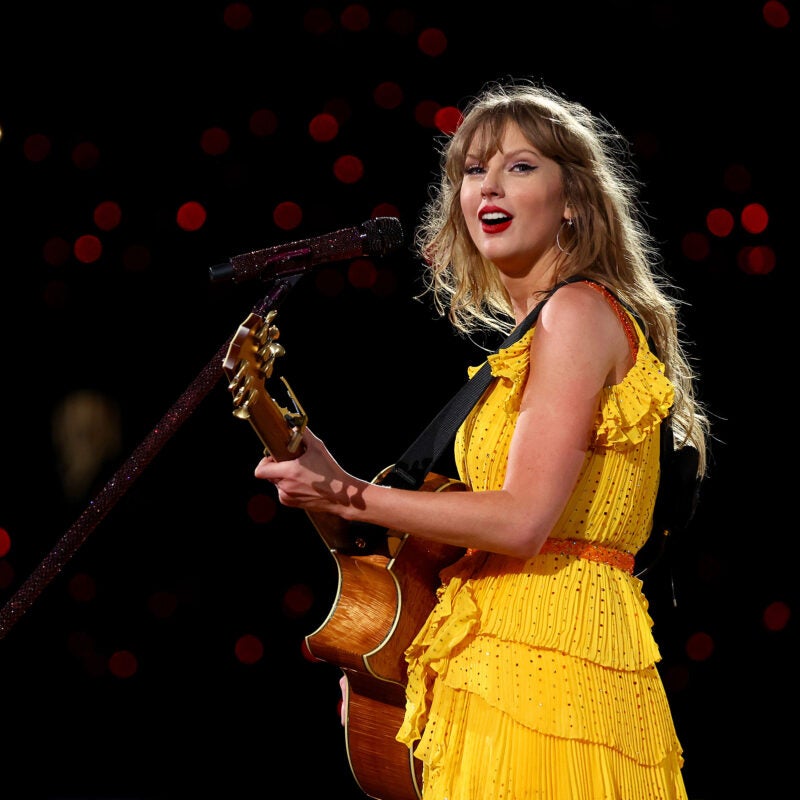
left=481, top=169, right=502, bottom=198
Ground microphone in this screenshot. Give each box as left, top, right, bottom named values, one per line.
left=209, top=216, right=404, bottom=284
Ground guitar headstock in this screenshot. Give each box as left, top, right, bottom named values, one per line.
left=223, top=309, right=307, bottom=461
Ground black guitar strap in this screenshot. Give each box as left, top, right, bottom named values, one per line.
left=382, top=276, right=588, bottom=490
left=381, top=274, right=700, bottom=585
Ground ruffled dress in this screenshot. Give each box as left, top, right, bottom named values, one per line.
left=395, top=311, right=687, bottom=800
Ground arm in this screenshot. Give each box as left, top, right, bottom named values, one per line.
left=255, top=284, right=632, bottom=559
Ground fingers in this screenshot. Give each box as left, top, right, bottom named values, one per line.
left=254, top=454, right=276, bottom=479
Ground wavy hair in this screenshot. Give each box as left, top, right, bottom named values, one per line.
left=416, top=79, right=709, bottom=473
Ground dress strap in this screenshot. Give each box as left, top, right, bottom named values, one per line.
left=580, top=280, right=639, bottom=360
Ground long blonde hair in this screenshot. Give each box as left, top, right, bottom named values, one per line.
left=416, top=79, right=709, bottom=474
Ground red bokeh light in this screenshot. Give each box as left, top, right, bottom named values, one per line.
left=333, top=154, right=364, bottom=184
left=200, top=126, right=231, bottom=156
left=372, top=202, right=400, bottom=219
left=43, top=236, right=72, bottom=266
left=281, top=583, right=314, bottom=618
left=247, top=493, right=277, bottom=524
left=223, top=2, right=253, bottom=30
left=434, top=105, right=462, bottom=135
left=341, top=4, right=369, bottom=31
left=738, top=245, right=776, bottom=275
left=763, top=600, right=790, bottom=631
left=67, top=572, right=96, bottom=603
left=418, top=27, right=447, bottom=57
left=0, top=527, right=10, bottom=558
left=93, top=200, right=122, bottom=231
left=374, top=81, right=404, bottom=110
left=685, top=631, right=714, bottom=661
left=681, top=232, right=711, bottom=261
left=176, top=201, right=207, bottom=231
left=23, top=133, right=52, bottom=162
left=0, top=560, right=15, bottom=590
left=108, top=650, right=138, bottom=678
left=348, top=258, right=377, bottom=288
left=763, top=0, right=790, bottom=28
left=234, top=633, right=264, bottom=664
left=74, top=234, right=102, bottom=263
left=309, top=113, right=339, bottom=143
left=706, top=208, right=735, bottom=237
left=661, top=663, right=690, bottom=693
left=72, top=141, right=100, bottom=169
left=741, top=202, right=768, bottom=234
left=414, top=100, right=441, bottom=128
left=273, top=200, right=303, bottom=230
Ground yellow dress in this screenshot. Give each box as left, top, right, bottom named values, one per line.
left=396, top=314, right=687, bottom=800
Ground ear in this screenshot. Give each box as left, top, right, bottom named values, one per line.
left=563, top=205, right=573, bottom=222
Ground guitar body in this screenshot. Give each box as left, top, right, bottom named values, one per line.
left=223, top=310, right=466, bottom=800
left=343, top=673, right=423, bottom=800
left=304, top=473, right=466, bottom=683
left=306, top=474, right=466, bottom=800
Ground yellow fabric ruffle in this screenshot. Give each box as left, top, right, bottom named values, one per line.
left=594, top=344, right=674, bottom=450
left=397, top=308, right=687, bottom=800
left=414, top=688, right=686, bottom=800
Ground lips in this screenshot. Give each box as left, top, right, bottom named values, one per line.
left=479, top=208, right=512, bottom=233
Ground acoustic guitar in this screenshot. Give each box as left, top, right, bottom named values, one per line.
left=223, top=308, right=465, bottom=800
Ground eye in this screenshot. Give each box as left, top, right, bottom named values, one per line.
left=464, top=164, right=485, bottom=176
left=510, top=162, right=536, bottom=173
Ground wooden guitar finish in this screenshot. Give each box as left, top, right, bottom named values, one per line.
left=223, top=309, right=465, bottom=800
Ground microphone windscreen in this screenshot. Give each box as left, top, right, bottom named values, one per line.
left=361, top=217, right=404, bottom=257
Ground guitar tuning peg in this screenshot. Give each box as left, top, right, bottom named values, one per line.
left=257, top=342, right=285, bottom=360
left=260, top=342, right=285, bottom=379
left=232, top=387, right=256, bottom=419
left=256, top=320, right=280, bottom=346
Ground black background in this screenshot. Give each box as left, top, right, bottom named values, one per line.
left=0, top=2, right=793, bottom=798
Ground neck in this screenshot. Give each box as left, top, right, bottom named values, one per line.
left=502, top=254, right=563, bottom=324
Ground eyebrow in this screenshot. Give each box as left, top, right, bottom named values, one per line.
left=465, top=147, right=542, bottom=161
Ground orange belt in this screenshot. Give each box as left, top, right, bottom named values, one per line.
left=539, top=538, right=635, bottom=573
left=465, top=539, right=636, bottom=573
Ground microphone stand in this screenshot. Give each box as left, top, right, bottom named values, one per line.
left=0, top=276, right=302, bottom=640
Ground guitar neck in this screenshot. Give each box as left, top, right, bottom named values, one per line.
left=223, top=310, right=383, bottom=555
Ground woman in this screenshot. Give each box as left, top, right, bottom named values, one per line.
left=255, top=79, right=709, bottom=800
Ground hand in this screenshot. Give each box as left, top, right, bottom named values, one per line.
left=254, top=428, right=367, bottom=515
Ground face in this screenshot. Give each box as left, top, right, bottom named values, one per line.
left=460, top=121, right=568, bottom=278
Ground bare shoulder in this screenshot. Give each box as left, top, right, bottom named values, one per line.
left=532, top=281, right=632, bottom=386
left=537, top=280, right=621, bottom=338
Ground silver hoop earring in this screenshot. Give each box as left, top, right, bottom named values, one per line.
left=556, top=218, right=574, bottom=254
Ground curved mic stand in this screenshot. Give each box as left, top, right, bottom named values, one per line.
left=0, top=276, right=302, bottom=640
